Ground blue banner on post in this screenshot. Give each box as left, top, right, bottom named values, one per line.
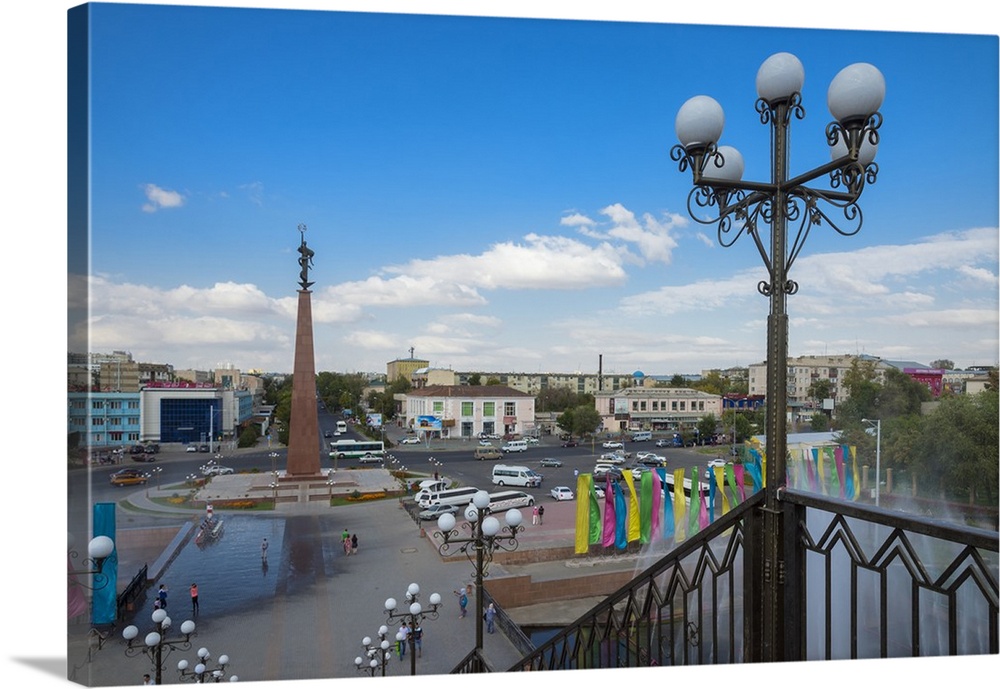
left=92, top=502, right=118, bottom=625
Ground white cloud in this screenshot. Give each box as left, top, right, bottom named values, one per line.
left=600, top=203, right=685, bottom=265
left=141, top=183, right=185, bottom=212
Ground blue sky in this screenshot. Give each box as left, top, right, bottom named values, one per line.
left=68, top=3, right=999, bottom=377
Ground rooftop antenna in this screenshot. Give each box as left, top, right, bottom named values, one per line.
left=409, top=346, right=415, bottom=359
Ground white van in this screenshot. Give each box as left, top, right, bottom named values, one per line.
left=486, top=490, right=535, bottom=511
left=492, top=464, right=541, bottom=488
left=417, top=486, right=480, bottom=509
left=413, top=479, right=448, bottom=504
left=501, top=439, right=528, bottom=453
left=631, top=431, right=652, bottom=442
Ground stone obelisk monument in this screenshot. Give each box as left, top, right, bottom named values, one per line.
left=285, top=224, right=322, bottom=476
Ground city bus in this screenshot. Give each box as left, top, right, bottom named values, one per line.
left=329, top=439, right=384, bottom=462
left=336, top=420, right=348, bottom=434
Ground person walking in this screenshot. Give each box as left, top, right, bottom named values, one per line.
left=531, top=505, right=538, bottom=525
left=412, top=622, right=422, bottom=657
left=537, top=504, right=545, bottom=525
left=455, top=588, right=468, bottom=618
left=350, top=533, right=358, bottom=555
left=397, top=623, right=409, bottom=660
left=189, top=583, right=199, bottom=615
left=142, top=673, right=153, bottom=685
left=485, top=603, right=497, bottom=634
left=157, top=584, right=168, bottom=610
left=261, top=538, right=269, bottom=563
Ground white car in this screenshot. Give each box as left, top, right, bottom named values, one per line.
left=635, top=451, right=658, bottom=461
left=185, top=445, right=198, bottom=453
left=400, top=437, right=421, bottom=445
left=705, top=458, right=731, bottom=478
left=600, top=451, right=628, bottom=464
left=550, top=486, right=574, bottom=501
left=592, top=485, right=606, bottom=499
left=201, top=464, right=234, bottom=476
left=478, top=439, right=493, bottom=447
left=524, top=437, right=540, bottom=445
left=602, top=441, right=624, bottom=449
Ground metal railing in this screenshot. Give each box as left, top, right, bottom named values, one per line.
left=500, top=490, right=997, bottom=671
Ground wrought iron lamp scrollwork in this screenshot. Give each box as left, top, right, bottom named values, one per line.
left=670, top=51, right=885, bottom=663
left=177, top=646, right=238, bottom=683
left=433, top=489, right=523, bottom=665
left=383, top=582, right=442, bottom=676
left=354, top=626, right=392, bottom=677
left=122, top=608, right=197, bottom=685
left=68, top=535, right=115, bottom=591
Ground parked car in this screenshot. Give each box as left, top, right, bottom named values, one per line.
left=324, top=430, right=332, bottom=438
left=131, top=453, right=155, bottom=463
left=592, top=485, right=606, bottom=499
left=539, top=457, right=563, bottom=468
left=600, top=451, right=628, bottom=464
left=110, top=469, right=148, bottom=486
left=201, top=464, right=234, bottom=476
left=400, top=437, right=421, bottom=445
left=418, top=504, right=459, bottom=521
left=524, top=437, right=540, bottom=445
left=602, top=441, right=624, bottom=449
left=550, top=486, right=574, bottom=501
left=142, top=444, right=160, bottom=454
left=655, top=439, right=670, bottom=448
left=198, top=444, right=210, bottom=453
left=705, top=458, right=732, bottom=478
left=186, top=445, right=198, bottom=453
left=560, top=439, right=579, bottom=448
left=478, top=439, right=493, bottom=447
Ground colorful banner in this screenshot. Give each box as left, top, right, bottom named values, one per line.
left=613, top=481, right=628, bottom=550
left=575, top=473, right=593, bottom=554
left=91, top=502, right=118, bottom=626
left=621, top=470, right=640, bottom=544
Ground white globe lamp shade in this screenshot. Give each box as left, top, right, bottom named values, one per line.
left=370, top=659, right=378, bottom=669
left=703, top=145, right=744, bottom=182
left=410, top=601, right=422, bottom=615
left=831, top=135, right=878, bottom=166
left=380, top=639, right=391, bottom=650
left=756, top=52, right=805, bottom=102
left=482, top=516, right=501, bottom=537
left=229, top=675, right=238, bottom=682
left=675, top=95, right=724, bottom=149
left=385, top=597, right=397, bottom=612
left=88, top=535, right=115, bottom=560
left=152, top=608, right=167, bottom=624
left=437, top=512, right=456, bottom=532
left=145, top=632, right=161, bottom=647
left=362, top=636, right=372, bottom=646
left=178, top=660, right=190, bottom=671
left=472, top=490, right=490, bottom=509
left=195, top=663, right=206, bottom=675
left=378, top=625, right=388, bottom=636
left=464, top=504, right=479, bottom=522
left=429, top=592, right=442, bottom=606
left=198, top=647, right=210, bottom=659
left=122, top=625, right=138, bottom=641
left=181, top=620, right=196, bottom=635
left=504, top=508, right=523, bottom=527
left=407, top=583, right=420, bottom=596
left=219, top=655, right=229, bottom=665
left=828, top=63, right=885, bottom=124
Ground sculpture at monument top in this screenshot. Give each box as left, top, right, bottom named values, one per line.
left=297, top=223, right=315, bottom=290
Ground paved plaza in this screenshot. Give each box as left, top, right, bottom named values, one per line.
left=67, top=462, right=640, bottom=686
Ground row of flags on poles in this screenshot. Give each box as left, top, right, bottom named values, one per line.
left=573, top=443, right=860, bottom=554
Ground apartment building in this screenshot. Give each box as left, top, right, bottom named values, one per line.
left=402, top=385, right=535, bottom=438
left=593, top=387, right=723, bottom=434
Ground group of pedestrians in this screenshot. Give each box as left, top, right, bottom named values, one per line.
left=394, top=622, right=423, bottom=659
left=341, top=528, right=359, bottom=555
left=531, top=504, right=545, bottom=525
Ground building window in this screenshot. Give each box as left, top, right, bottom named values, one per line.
left=461, top=401, right=474, bottom=416
left=640, top=401, right=647, bottom=411
left=672, top=401, right=678, bottom=411
left=433, top=401, right=444, bottom=414
left=632, top=401, right=638, bottom=411
left=504, top=402, right=516, bottom=417
left=679, top=401, right=686, bottom=411
left=483, top=402, right=495, bottom=416
left=92, top=400, right=104, bottom=410
left=109, top=400, right=122, bottom=410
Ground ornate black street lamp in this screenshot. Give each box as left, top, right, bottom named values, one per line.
left=68, top=535, right=115, bottom=591
left=354, top=626, right=392, bottom=677
left=433, top=490, right=523, bottom=670
left=671, top=51, right=884, bottom=662
left=122, top=607, right=197, bottom=685
left=383, top=582, right=442, bottom=676
left=177, top=645, right=238, bottom=682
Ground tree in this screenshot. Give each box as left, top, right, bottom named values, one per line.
left=697, top=414, right=718, bottom=442
left=910, top=391, right=999, bottom=505
left=485, top=376, right=501, bottom=386
left=809, top=412, right=829, bottom=432
left=807, top=379, right=834, bottom=407
left=929, top=359, right=955, bottom=370
left=836, top=359, right=881, bottom=423
left=556, top=404, right=602, bottom=438
left=669, top=374, right=686, bottom=387
left=238, top=424, right=259, bottom=448
left=467, top=373, right=482, bottom=386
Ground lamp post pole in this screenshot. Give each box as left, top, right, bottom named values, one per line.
left=122, top=608, right=197, bottom=686
left=863, top=418, right=882, bottom=505
left=672, top=52, right=884, bottom=662
left=383, top=583, right=441, bottom=676
left=433, top=489, right=523, bottom=669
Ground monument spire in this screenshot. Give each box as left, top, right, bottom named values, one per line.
left=285, top=223, right=321, bottom=476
